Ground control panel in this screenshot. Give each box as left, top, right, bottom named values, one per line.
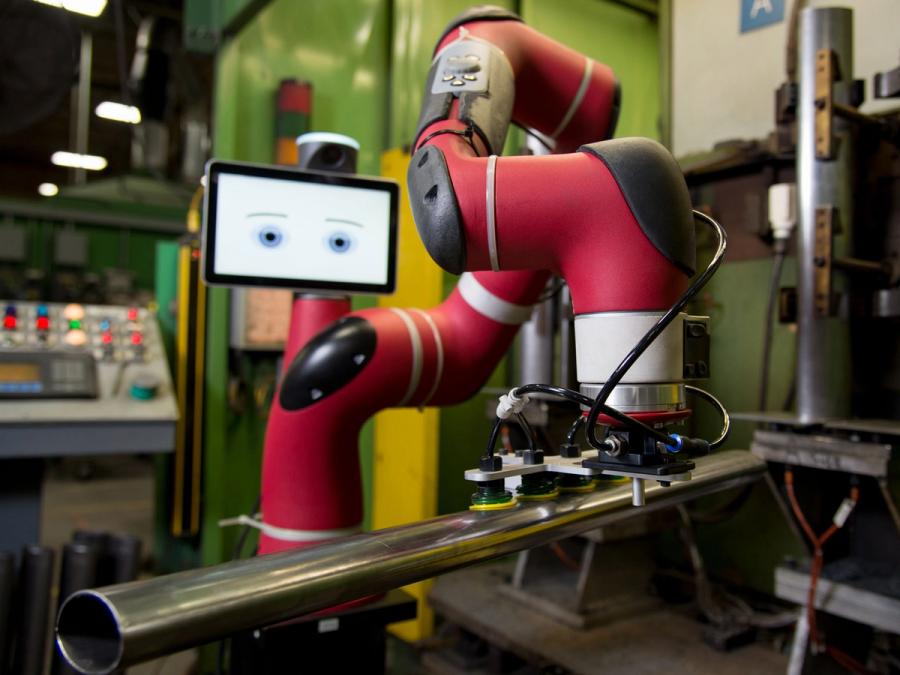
left=2, top=301, right=150, bottom=362
left=0, top=301, right=178, bottom=457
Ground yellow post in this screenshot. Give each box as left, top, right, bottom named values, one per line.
left=374, top=149, right=444, bottom=641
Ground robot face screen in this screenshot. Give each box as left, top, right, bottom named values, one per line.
left=202, top=160, right=398, bottom=294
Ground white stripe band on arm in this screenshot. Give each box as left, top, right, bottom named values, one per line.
left=458, top=273, right=534, bottom=325
left=218, top=514, right=362, bottom=543
left=409, top=309, right=444, bottom=406
left=485, top=155, right=500, bottom=271
left=551, top=57, right=593, bottom=140
left=389, top=308, right=423, bottom=405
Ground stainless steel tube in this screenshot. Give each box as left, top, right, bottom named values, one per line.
left=796, top=6, right=854, bottom=422
left=57, top=450, right=764, bottom=674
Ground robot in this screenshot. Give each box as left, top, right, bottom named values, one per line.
left=260, top=6, right=727, bottom=556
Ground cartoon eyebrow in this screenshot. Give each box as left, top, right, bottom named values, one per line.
left=246, top=212, right=288, bottom=218
left=325, top=217, right=364, bottom=228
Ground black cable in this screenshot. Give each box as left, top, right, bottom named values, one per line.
left=515, top=412, right=537, bottom=451
left=685, top=384, right=730, bottom=450
left=566, top=415, right=585, bottom=445
left=485, top=416, right=503, bottom=457
left=512, top=383, right=671, bottom=445
left=417, top=126, right=481, bottom=157
left=585, top=211, right=727, bottom=450
left=758, top=247, right=786, bottom=410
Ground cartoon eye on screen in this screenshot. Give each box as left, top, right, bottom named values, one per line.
left=201, top=160, right=399, bottom=294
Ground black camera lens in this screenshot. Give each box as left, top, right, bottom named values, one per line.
left=319, top=145, right=345, bottom=167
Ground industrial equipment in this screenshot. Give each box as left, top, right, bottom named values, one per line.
left=56, top=6, right=737, bottom=672
left=0, top=300, right=177, bottom=552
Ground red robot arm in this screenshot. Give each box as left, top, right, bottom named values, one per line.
left=408, top=10, right=697, bottom=317
left=258, top=7, right=626, bottom=555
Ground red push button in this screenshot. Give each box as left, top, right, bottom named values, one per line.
left=36, top=316, right=50, bottom=331
left=3, top=315, right=16, bottom=330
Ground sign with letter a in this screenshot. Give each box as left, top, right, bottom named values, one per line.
left=740, top=0, right=785, bottom=33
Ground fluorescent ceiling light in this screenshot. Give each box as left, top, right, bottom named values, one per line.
left=95, top=101, right=142, bottom=125
left=51, top=151, right=108, bottom=171
left=38, top=183, right=59, bottom=197
left=33, top=0, right=108, bottom=17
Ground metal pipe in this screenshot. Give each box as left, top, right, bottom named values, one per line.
left=108, top=535, right=142, bottom=584
left=53, top=544, right=100, bottom=675
left=14, top=546, right=55, bottom=675
left=0, top=551, right=14, bottom=674
left=796, top=7, right=854, bottom=422
left=57, top=451, right=764, bottom=674
left=517, top=292, right=555, bottom=387
left=74, top=31, right=92, bottom=186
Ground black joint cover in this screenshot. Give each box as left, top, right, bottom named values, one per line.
left=579, top=138, right=696, bottom=275
left=407, top=145, right=466, bottom=274
left=437, top=5, right=522, bottom=46
left=279, top=316, right=376, bottom=410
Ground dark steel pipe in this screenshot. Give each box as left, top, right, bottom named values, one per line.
left=56, top=451, right=764, bottom=674
left=0, top=551, right=14, bottom=675
left=73, top=531, right=111, bottom=585
left=107, top=535, right=141, bottom=584
left=13, top=546, right=55, bottom=675
left=53, top=543, right=100, bottom=675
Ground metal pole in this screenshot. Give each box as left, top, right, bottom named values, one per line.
left=795, top=7, right=853, bottom=422
left=13, top=546, right=55, bottom=675
left=517, top=289, right=555, bottom=386
left=0, top=551, right=14, bottom=674
left=74, top=31, right=93, bottom=185
left=57, top=451, right=765, bottom=674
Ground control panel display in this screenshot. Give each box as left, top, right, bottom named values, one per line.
left=201, top=160, right=399, bottom=294
left=0, top=301, right=156, bottom=400
left=0, top=362, right=39, bottom=382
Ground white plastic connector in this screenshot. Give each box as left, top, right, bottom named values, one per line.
left=768, top=183, right=797, bottom=241
left=496, top=388, right=530, bottom=420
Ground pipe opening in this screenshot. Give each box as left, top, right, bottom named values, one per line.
left=56, top=591, right=123, bottom=675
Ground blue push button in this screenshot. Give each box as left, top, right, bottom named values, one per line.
left=36, top=304, right=49, bottom=317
